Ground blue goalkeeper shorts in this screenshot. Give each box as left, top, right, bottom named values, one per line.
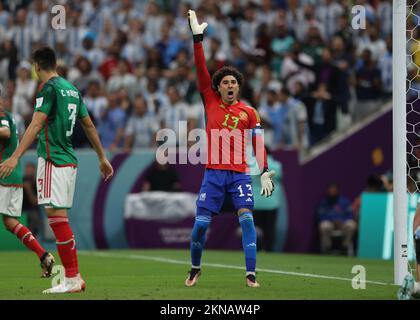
left=196, top=169, right=254, bottom=214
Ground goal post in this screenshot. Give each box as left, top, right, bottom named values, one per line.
left=393, top=0, right=408, bottom=285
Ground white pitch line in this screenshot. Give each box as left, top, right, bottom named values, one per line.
left=80, top=251, right=395, bottom=286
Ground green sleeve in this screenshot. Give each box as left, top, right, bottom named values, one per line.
left=78, top=99, right=89, bottom=119
left=34, top=84, right=56, bottom=115
left=0, top=114, right=10, bottom=129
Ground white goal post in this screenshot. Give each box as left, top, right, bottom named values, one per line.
left=393, top=0, right=408, bottom=285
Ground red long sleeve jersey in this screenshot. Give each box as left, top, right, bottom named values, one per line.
left=194, top=42, right=268, bottom=173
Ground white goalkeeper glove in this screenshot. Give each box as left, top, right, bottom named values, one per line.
left=260, top=170, right=276, bottom=198
left=188, top=9, right=208, bottom=41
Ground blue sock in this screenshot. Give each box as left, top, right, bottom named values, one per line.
left=190, top=213, right=211, bottom=268
left=239, top=212, right=257, bottom=273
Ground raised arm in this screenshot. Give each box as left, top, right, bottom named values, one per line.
left=188, top=10, right=212, bottom=93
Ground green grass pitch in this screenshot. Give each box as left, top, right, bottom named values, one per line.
left=0, top=249, right=399, bottom=300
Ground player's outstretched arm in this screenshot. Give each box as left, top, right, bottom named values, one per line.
left=0, top=112, right=46, bottom=178
left=79, top=115, right=114, bottom=181
left=188, top=9, right=211, bottom=92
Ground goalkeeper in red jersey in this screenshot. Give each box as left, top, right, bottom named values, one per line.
left=185, top=10, right=275, bottom=288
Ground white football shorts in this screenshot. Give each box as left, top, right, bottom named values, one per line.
left=37, top=157, right=77, bottom=209
left=0, top=185, right=23, bottom=217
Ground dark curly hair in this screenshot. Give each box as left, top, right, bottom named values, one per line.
left=212, top=66, right=244, bottom=92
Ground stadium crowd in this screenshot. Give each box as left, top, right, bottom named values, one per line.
left=0, top=0, right=412, bottom=154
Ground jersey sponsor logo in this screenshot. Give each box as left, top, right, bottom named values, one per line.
left=199, top=193, right=206, bottom=201
left=1, top=119, right=9, bottom=127
left=246, top=197, right=253, bottom=202
left=35, top=97, right=44, bottom=109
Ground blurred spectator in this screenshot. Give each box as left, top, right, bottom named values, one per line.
left=27, top=0, right=48, bottom=44
left=0, top=2, right=10, bottom=29
left=13, top=60, right=36, bottom=126
left=0, top=39, right=18, bottom=83
left=280, top=42, right=315, bottom=93
left=252, top=63, right=281, bottom=103
left=270, top=21, right=294, bottom=77
left=121, top=18, right=146, bottom=64
left=107, top=58, right=135, bottom=92
left=377, top=0, right=392, bottom=39
left=80, top=0, right=110, bottom=36
left=330, top=35, right=351, bottom=115
left=142, top=161, right=180, bottom=192
left=114, top=0, right=142, bottom=30
left=333, top=14, right=353, bottom=52
left=354, top=49, right=381, bottom=121
left=158, top=85, right=188, bottom=146
left=303, top=83, right=337, bottom=145
left=124, top=95, right=159, bottom=152
left=79, top=31, right=105, bottom=69
left=292, top=3, right=325, bottom=43
left=258, top=88, right=282, bottom=147
left=302, top=25, right=325, bottom=66
left=356, top=25, right=386, bottom=63
left=98, top=16, right=117, bottom=52
left=63, top=6, right=87, bottom=55
left=277, top=87, right=309, bottom=151
left=315, top=0, right=344, bottom=39
left=144, top=1, right=164, bottom=47
left=97, top=90, right=126, bottom=151
left=83, top=79, right=107, bottom=125
left=68, top=55, right=104, bottom=95
left=156, top=24, right=185, bottom=68
left=22, top=162, right=40, bottom=237
left=55, top=41, right=74, bottom=67
left=378, top=35, right=392, bottom=98
left=10, top=8, right=32, bottom=61
left=118, top=87, right=132, bottom=114
left=254, top=23, right=272, bottom=62
left=99, top=40, right=121, bottom=81
left=143, top=78, right=165, bottom=115
left=239, top=3, right=259, bottom=52
left=318, top=183, right=357, bottom=256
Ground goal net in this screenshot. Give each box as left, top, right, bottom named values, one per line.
left=400, top=0, right=420, bottom=284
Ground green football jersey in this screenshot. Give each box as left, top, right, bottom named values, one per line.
left=35, top=76, right=89, bottom=166
left=0, top=110, right=22, bottom=186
